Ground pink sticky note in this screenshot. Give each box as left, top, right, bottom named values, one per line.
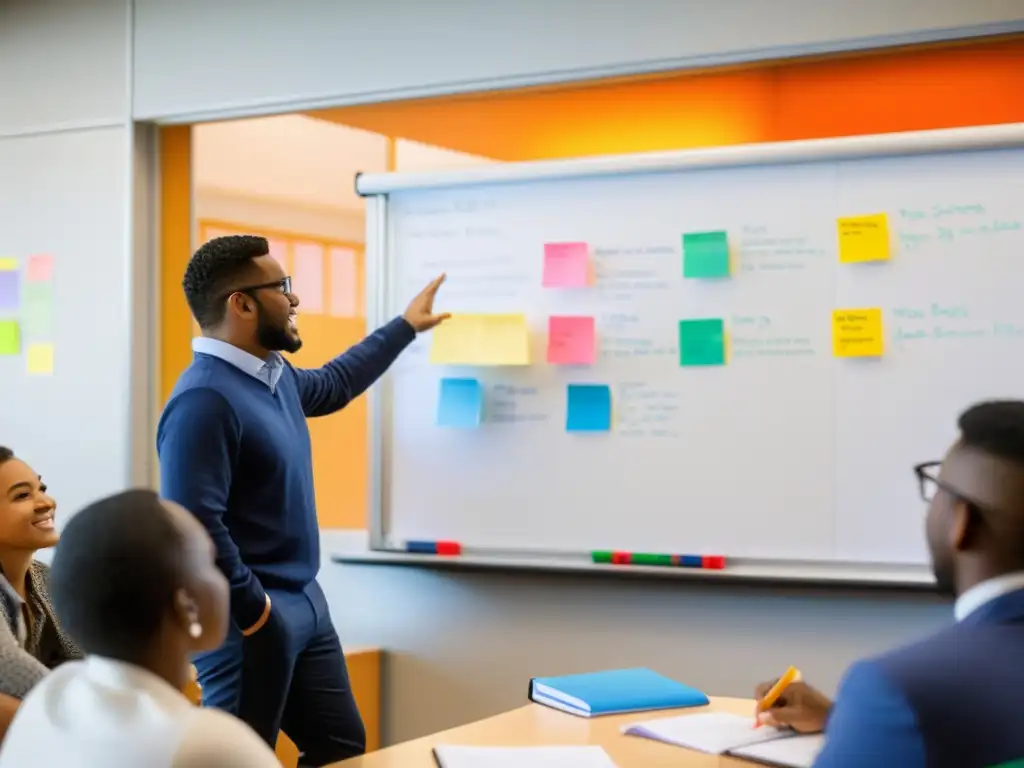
left=543, top=242, right=590, bottom=287
left=26, top=255, right=53, bottom=282
left=547, top=316, right=596, bottom=365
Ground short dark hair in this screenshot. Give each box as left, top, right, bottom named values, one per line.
left=182, top=235, right=269, bottom=329
left=958, top=400, right=1024, bottom=465
left=0, top=447, right=12, bottom=465
left=50, top=489, right=185, bottom=663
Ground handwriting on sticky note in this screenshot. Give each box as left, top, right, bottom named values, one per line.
left=838, top=214, right=890, bottom=263
left=0, top=321, right=19, bottom=356
left=437, top=378, right=483, bottom=428
left=683, top=231, right=730, bottom=278
left=566, top=384, right=612, bottom=432
left=26, top=343, right=53, bottom=374
left=547, top=316, right=596, bottom=365
left=543, top=242, right=590, bottom=287
left=833, top=308, right=884, bottom=357
left=430, top=313, right=530, bottom=366
left=679, top=319, right=726, bottom=367
left=26, top=254, right=53, bottom=282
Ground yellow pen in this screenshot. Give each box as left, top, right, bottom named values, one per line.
left=754, top=665, right=800, bottom=728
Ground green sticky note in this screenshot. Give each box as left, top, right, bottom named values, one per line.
left=22, top=301, right=53, bottom=338
left=679, top=319, right=726, bottom=366
left=683, top=231, right=730, bottom=278
left=0, top=321, right=20, bottom=355
left=23, top=281, right=52, bottom=305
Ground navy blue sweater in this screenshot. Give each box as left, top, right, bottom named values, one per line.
left=157, top=317, right=415, bottom=629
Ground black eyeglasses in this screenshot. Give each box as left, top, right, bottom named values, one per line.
left=220, top=276, right=292, bottom=303
left=914, top=461, right=944, bottom=503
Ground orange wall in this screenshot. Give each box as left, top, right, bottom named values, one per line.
left=312, top=37, right=1024, bottom=160
left=162, top=37, right=1024, bottom=530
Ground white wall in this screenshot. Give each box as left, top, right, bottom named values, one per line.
left=133, top=0, right=1024, bottom=122
left=0, top=0, right=151, bottom=522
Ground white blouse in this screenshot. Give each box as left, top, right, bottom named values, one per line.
left=0, top=656, right=280, bottom=767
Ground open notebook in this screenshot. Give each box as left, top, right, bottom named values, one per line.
left=622, top=712, right=824, bottom=768
left=432, top=746, right=619, bottom=768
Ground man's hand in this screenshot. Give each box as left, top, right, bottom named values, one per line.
left=404, top=274, right=451, bottom=332
left=754, top=679, right=832, bottom=733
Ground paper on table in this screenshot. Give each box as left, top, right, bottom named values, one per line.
left=621, top=712, right=786, bottom=754
left=292, top=242, right=325, bottom=313
left=729, top=734, right=824, bottom=768
left=430, top=314, right=530, bottom=366
left=433, top=745, right=619, bottom=768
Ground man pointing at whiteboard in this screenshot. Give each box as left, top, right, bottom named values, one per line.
left=157, top=235, right=447, bottom=765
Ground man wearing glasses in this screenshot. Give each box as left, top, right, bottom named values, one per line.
left=753, top=400, right=1024, bottom=768
left=157, top=235, right=448, bottom=766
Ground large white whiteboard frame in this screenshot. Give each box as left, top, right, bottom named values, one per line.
left=356, top=123, right=1024, bottom=587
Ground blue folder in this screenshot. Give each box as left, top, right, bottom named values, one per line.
left=529, top=667, right=709, bottom=717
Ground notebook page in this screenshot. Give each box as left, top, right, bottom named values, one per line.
left=621, top=712, right=789, bottom=754
left=728, top=734, right=824, bottom=768
left=433, top=745, right=619, bottom=768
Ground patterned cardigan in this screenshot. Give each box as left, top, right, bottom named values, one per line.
left=0, top=560, right=82, bottom=698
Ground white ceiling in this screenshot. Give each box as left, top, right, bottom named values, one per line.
left=194, top=114, right=494, bottom=212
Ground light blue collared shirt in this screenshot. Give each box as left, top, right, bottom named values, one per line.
left=192, top=337, right=284, bottom=393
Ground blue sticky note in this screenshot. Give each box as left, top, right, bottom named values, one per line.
left=0, top=271, right=17, bottom=312
left=437, top=378, right=483, bottom=428
left=566, top=384, right=612, bottom=432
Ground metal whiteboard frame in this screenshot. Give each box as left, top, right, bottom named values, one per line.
left=359, top=123, right=1024, bottom=585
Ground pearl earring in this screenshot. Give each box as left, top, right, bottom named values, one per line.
left=189, top=621, right=202, bottom=639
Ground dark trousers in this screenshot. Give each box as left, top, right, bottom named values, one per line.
left=194, top=580, right=366, bottom=767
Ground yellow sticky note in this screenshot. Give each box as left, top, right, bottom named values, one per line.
left=837, top=213, right=890, bottom=263
left=429, top=313, right=531, bottom=366
left=833, top=308, right=884, bottom=357
left=26, top=343, right=54, bottom=374
left=0, top=258, right=17, bottom=272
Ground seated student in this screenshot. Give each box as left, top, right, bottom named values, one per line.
left=0, top=489, right=280, bottom=767
left=754, top=400, right=1024, bottom=768
left=0, top=447, right=81, bottom=738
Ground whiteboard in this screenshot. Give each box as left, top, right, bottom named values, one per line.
left=359, top=125, right=1024, bottom=579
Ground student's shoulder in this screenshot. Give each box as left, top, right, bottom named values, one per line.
left=174, top=708, right=280, bottom=768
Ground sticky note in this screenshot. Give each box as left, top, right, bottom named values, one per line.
left=26, top=254, right=53, bottom=282
left=683, top=231, right=730, bottom=278
left=0, top=271, right=18, bottom=311
left=26, top=343, right=53, bottom=374
left=833, top=308, right=884, bottom=357
left=566, top=384, right=612, bottom=432
left=430, top=313, right=530, bottom=366
left=22, top=301, right=53, bottom=338
left=0, top=258, right=17, bottom=272
left=837, top=213, right=890, bottom=263
left=0, top=321, right=19, bottom=355
left=437, top=378, right=483, bottom=428
left=542, top=242, right=590, bottom=287
left=547, top=316, right=596, bottom=365
left=328, top=247, right=358, bottom=318
left=679, top=319, right=726, bottom=366
left=292, top=242, right=325, bottom=314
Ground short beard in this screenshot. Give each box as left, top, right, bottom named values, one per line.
left=254, top=300, right=301, bottom=354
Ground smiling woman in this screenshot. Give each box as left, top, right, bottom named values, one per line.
left=0, top=447, right=82, bottom=738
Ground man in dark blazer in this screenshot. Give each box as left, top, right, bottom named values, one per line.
left=755, top=399, right=1024, bottom=768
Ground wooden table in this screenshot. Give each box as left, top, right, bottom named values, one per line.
left=336, top=698, right=760, bottom=766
